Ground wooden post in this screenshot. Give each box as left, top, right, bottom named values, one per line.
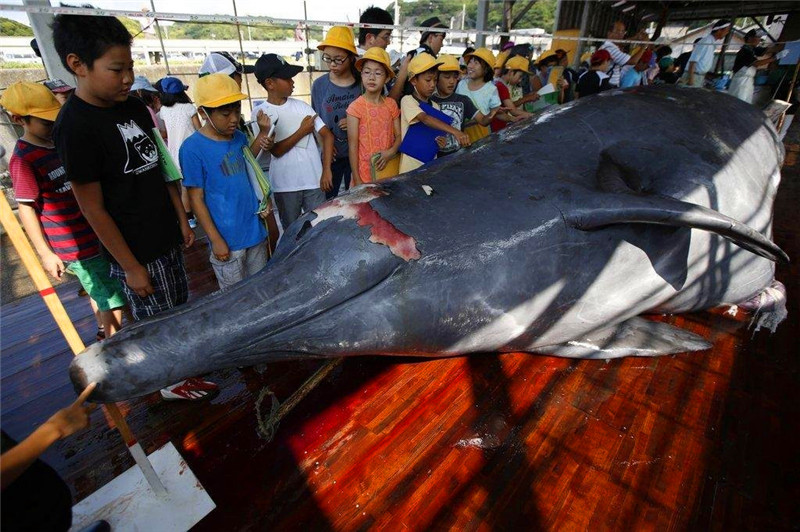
left=0, top=192, right=167, bottom=496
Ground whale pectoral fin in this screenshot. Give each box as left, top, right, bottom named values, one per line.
left=567, top=193, right=789, bottom=263
left=530, top=317, right=712, bottom=359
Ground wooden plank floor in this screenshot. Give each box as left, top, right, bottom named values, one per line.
left=2, top=128, right=798, bottom=530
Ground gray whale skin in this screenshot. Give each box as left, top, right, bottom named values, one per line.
left=71, top=86, right=789, bottom=402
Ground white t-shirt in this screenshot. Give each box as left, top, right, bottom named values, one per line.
left=158, top=103, right=197, bottom=171
left=252, top=98, right=326, bottom=193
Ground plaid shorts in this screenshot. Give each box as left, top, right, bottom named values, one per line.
left=109, top=247, right=188, bottom=321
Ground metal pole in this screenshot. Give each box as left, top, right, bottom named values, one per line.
left=149, top=0, right=170, bottom=74
left=395, top=0, right=402, bottom=51
left=475, top=0, right=489, bottom=48
left=231, top=0, right=253, bottom=114
left=552, top=0, right=562, bottom=34
left=574, top=0, right=592, bottom=68
left=303, top=0, right=313, bottom=101
left=21, top=0, right=75, bottom=83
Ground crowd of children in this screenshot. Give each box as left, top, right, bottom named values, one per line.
left=1, top=7, right=726, bottom=405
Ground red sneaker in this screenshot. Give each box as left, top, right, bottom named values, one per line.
left=160, top=378, right=219, bottom=400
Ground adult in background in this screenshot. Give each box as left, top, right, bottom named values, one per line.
left=357, top=6, right=394, bottom=56
left=728, top=30, right=779, bottom=104
left=674, top=38, right=701, bottom=78
left=389, top=16, right=447, bottom=102
left=599, top=21, right=649, bottom=87
left=682, top=20, right=731, bottom=88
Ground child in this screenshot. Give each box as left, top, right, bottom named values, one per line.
left=399, top=52, right=470, bottom=173
left=51, top=13, right=216, bottom=400
left=620, top=50, right=653, bottom=88
left=491, top=55, right=534, bottom=132
left=346, top=47, right=401, bottom=185
left=576, top=49, right=613, bottom=98
left=158, top=76, right=201, bottom=225
left=431, top=54, right=494, bottom=157
left=2, top=81, right=129, bottom=340
left=252, top=53, right=334, bottom=228
left=130, top=75, right=165, bottom=138
left=180, top=74, right=273, bottom=290
left=455, top=48, right=507, bottom=141
left=311, top=26, right=361, bottom=198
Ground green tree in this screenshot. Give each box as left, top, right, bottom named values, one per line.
left=118, top=16, right=143, bottom=36
left=0, top=17, right=34, bottom=37
left=384, top=0, right=556, bottom=34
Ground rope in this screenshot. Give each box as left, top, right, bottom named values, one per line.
left=254, top=359, right=343, bottom=442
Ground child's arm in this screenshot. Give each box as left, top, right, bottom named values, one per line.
left=347, top=114, right=362, bottom=186
left=187, top=187, right=230, bottom=262
left=513, top=91, right=540, bottom=108
left=500, top=95, right=531, bottom=119
left=375, top=116, right=402, bottom=170
left=415, top=112, right=471, bottom=147
left=471, top=108, right=500, bottom=126
left=17, top=203, right=64, bottom=279
left=270, top=114, right=317, bottom=157
left=248, top=110, right=274, bottom=156
left=388, top=55, right=411, bottom=102
left=1, top=383, right=95, bottom=490
left=70, top=181, right=154, bottom=297
left=318, top=126, right=334, bottom=192
left=166, top=181, right=194, bottom=249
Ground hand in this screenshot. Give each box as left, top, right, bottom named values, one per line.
left=45, top=383, right=97, bottom=439
left=256, top=109, right=271, bottom=132
left=486, top=108, right=500, bottom=121
left=180, top=218, right=195, bottom=249
left=456, top=132, right=471, bottom=147
left=299, top=114, right=317, bottom=137
left=338, top=117, right=348, bottom=131
left=42, top=251, right=65, bottom=280
left=351, top=172, right=362, bottom=186
left=374, top=150, right=394, bottom=170
left=320, top=168, right=333, bottom=192
left=258, top=205, right=273, bottom=220
left=558, top=78, right=569, bottom=89
left=258, top=134, right=274, bottom=152
left=211, top=238, right=230, bottom=262
left=435, top=136, right=447, bottom=149
left=125, top=263, right=154, bottom=298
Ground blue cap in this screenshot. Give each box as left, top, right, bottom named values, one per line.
left=130, top=75, right=157, bottom=92
left=161, top=76, right=189, bottom=95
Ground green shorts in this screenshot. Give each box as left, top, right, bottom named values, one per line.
left=66, top=255, right=127, bottom=312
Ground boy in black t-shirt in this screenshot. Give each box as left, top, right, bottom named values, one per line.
left=51, top=13, right=217, bottom=401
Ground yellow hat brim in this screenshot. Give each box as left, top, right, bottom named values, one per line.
left=355, top=56, right=395, bottom=79
left=30, top=106, right=61, bottom=122
left=409, top=59, right=444, bottom=78
left=198, top=92, right=247, bottom=109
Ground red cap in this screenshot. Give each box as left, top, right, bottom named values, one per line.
left=590, top=49, right=611, bottom=66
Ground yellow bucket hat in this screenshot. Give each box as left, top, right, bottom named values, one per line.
left=495, top=50, right=510, bottom=69
left=355, top=47, right=395, bottom=79
left=193, top=73, right=247, bottom=108
left=317, top=26, right=357, bottom=55
left=464, top=47, right=496, bottom=70
left=408, top=52, right=443, bottom=79
left=504, top=56, right=534, bottom=73
left=0, top=81, right=61, bottom=121
left=437, top=54, right=461, bottom=72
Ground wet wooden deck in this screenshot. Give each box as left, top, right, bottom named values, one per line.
left=1, top=129, right=798, bottom=530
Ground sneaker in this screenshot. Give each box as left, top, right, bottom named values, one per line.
left=160, top=378, right=218, bottom=400
left=95, top=327, right=106, bottom=342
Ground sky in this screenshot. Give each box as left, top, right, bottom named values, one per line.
left=1, top=0, right=393, bottom=26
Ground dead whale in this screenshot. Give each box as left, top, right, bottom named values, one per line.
left=71, top=86, right=789, bottom=402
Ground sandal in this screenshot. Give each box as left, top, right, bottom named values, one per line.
left=160, top=378, right=219, bottom=401
left=96, top=327, right=106, bottom=342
